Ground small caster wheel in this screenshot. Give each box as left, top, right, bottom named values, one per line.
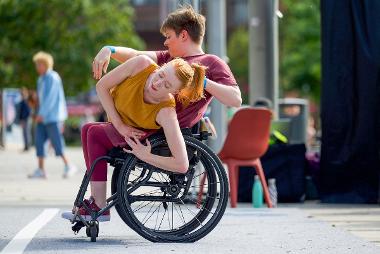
left=86, top=221, right=99, bottom=242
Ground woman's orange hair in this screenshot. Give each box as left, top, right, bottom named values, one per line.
left=170, top=58, right=207, bottom=107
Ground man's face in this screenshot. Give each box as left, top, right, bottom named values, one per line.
left=35, top=61, right=48, bottom=76
left=163, top=29, right=185, bottom=57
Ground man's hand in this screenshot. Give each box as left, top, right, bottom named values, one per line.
left=92, top=47, right=112, bottom=80
left=115, top=123, right=146, bottom=140
left=123, top=137, right=151, bottom=161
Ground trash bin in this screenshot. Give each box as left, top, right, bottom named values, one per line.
left=278, top=98, right=309, bottom=144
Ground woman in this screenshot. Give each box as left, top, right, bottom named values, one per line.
left=62, top=55, right=206, bottom=221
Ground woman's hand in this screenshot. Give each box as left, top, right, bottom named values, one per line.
left=123, top=137, right=151, bottom=161
left=92, top=47, right=112, bottom=80
left=115, top=123, right=146, bottom=140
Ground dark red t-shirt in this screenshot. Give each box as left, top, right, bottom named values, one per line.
left=156, top=51, right=237, bottom=128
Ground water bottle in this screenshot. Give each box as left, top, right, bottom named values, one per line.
left=252, top=175, right=263, bottom=208
left=268, top=178, right=278, bottom=207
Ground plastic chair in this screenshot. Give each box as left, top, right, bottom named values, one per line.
left=197, top=107, right=273, bottom=208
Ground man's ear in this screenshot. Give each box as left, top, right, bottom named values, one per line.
left=180, top=30, right=189, bottom=41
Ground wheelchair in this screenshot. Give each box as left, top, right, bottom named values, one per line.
left=70, top=127, right=229, bottom=243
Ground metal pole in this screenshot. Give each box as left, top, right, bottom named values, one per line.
left=207, top=0, right=227, bottom=153
left=192, top=0, right=199, bottom=12
left=248, top=0, right=279, bottom=118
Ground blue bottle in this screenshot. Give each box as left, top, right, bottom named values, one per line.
left=252, top=175, right=263, bottom=208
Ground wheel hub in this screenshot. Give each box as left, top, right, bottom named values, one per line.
left=167, top=184, right=181, bottom=197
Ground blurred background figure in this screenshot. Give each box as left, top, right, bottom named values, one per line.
left=28, top=89, right=39, bottom=147
left=28, top=51, right=77, bottom=179
left=17, top=87, right=32, bottom=152
left=80, top=108, right=96, bottom=129
left=253, top=97, right=273, bottom=109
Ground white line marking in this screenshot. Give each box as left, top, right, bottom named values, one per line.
left=1, top=208, right=59, bottom=254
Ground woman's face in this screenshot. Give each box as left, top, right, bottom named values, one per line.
left=148, top=63, right=182, bottom=99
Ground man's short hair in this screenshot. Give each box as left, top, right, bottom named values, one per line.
left=160, top=5, right=206, bottom=44
left=33, top=51, right=54, bottom=69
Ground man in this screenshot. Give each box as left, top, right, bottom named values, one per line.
left=92, top=5, right=241, bottom=134
left=28, top=51, right=77, bottom=179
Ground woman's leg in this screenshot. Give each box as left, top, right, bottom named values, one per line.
left=86, top=124, right=114, bottom=208
left=81, top=122, right=104, bottom=170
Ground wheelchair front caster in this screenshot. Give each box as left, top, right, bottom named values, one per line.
left=86, top=221, right=99, bottom=242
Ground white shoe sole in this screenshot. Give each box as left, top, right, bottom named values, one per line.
left=61, top=212, right=110, bottom=222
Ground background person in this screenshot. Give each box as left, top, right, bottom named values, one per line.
left=28, top=51, right=77, bottom=179
left=17, top=87, right=32, bottom=151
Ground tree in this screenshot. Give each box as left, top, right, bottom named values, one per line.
left=227, top=0, right=321, bottom=103
left=0, top=0, right=145, bottom=95
left=279, top=0, right=321, bottom=101
left=227, top=27, right=249, bottom=104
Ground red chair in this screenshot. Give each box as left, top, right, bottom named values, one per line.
left=197, top=107, right=273, bottom=208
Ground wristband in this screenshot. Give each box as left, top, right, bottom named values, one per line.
left=105, top=46, right=116, bottom=54
left=203, top=77, right=207, bottom=89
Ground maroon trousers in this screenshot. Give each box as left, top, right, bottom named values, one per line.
left=81, top=122, right=117, bottom=181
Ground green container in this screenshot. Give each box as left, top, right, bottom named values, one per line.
left=252, top=175, right=263, bottom=208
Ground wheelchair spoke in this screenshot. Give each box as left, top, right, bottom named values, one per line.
left=184, top=195, right=216, bottom=215
left=134, top=189, right=162, bottom=197
left=171, top=202, right=174, bottom=230
left=141, top=201, right=158, bottom=224
left=178, top=198, right=203, bottom=227
left=188, top=183, right=208, bottom=188
left=154, top=203, right=162, bottom=230
left=158, top=172, right=170, bottom=182
left=157, top=205, right=167, bottom=231
left=150, top=173, right=165, bottom=183
left=129, top=170, right=142, bottom=178
left=133, top=200, right=155, bottom=213
left=143, top=202, right=161, bottom=226
left=192, top=171, right=206, bottom=180
left=174, top=202, right=187, bottom=224
left=166, top=204, right=172, bottom=230
left=189, top=180, right=220, bottom=189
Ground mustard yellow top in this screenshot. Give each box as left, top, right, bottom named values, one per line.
left=110, top=63, right=176, bottom=130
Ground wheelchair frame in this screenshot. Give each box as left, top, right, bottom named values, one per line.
left=70, top=128, right=228, bottom=242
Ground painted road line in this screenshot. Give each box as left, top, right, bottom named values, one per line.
left=1, top=208, right=59, bottom=254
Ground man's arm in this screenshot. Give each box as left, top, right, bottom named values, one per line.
left=204, top=79, right=242, bottom=108
left=93, top=46, right=157, bottom=80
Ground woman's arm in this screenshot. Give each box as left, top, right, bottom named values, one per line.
left=93, top=46, right=158, bottom=80
left=96, top=55, right=153, bottom=137
left=124, top=107, right=189, bottom=174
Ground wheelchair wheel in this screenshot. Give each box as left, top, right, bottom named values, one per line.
left=115, top=134, right=228, bottom=242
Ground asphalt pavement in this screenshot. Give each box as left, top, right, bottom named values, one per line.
left=0, top=146, right=379, bottom=254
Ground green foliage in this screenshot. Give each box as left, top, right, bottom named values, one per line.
left=0, top=0, right=145, bottom=95
left=226, top=0, right=321, bottom=102
left=227, top=27, right=249, bottom=104
left=279, top=0, right=321, bottom=101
